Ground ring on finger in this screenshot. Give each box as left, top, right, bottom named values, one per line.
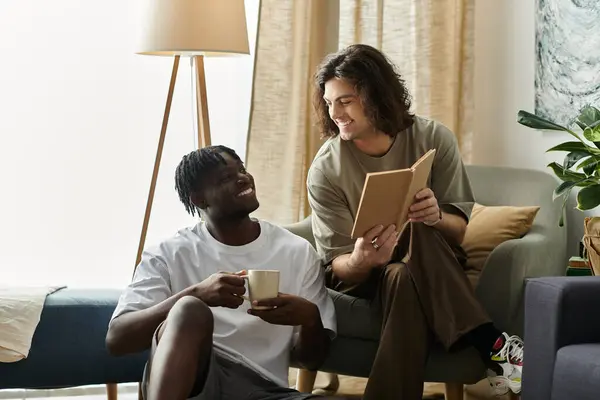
left=371, top=238, right=380, bottom=250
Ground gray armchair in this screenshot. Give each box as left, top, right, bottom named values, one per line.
left=285, top=165, right=568, bottom=399
left=523, top=277, right=600, bottom=400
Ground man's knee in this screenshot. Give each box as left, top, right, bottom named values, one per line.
left=167, top=296, right=213, bottom=335
left=383, top=263, right=410, bottom=285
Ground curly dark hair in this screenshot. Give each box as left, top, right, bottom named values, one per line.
left=174, top=145, right=241, bottom=216
left=313, top=44, right=414, bottom=138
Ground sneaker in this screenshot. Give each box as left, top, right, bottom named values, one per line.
left=486, top=332, right=523, bottom=395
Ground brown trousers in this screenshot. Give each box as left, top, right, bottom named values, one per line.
left=327, top=223, right=491, bottom=400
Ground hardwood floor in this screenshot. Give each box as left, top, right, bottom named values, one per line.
left=289, top=370, right=515, bottom=400
left=0, top=371, right=515, bottom=399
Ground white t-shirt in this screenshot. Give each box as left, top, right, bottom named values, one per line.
left=111, top=219, right=336, bottom=389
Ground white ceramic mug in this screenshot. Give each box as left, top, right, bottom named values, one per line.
left=241, top=269, right=280, bottom=310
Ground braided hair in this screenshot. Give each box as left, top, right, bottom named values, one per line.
left=175, top=145, right=241, bottom=217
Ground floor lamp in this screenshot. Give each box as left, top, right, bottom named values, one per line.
left=105, top=2, right=249, bottom=399
left=134, top=0, right=250, bottom=269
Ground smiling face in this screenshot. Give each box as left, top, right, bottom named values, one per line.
left=323, top=77, right=374, bottom=141
left=194, top=152, right=259, bottom=221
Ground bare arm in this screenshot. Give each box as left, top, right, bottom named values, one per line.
left=106, top=286, right=196, bottom=356
left=330, top=253, right=371, bottom=285
left=433, top=211, right=467, bottom=246
left=330, top=224, right=399, bottom=285
left=409, top=188, right=468, bottom=246
left=106, top=272, right=246, bottom=356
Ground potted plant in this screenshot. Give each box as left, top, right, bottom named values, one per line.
left=517, top=105, right=600, bottom=227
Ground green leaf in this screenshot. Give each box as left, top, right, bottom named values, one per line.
left=559, top=213, right=564, bottom=227
left=518, top=110, right=586, bottom=143
left=546, top=141, right=592, bottom=153
left=558, top=188, right=572, bottom=227
left=563, top=151, right=590, bottom=169
left=584, top=163, right=599, bottom=176
left=547, top=162, right=588, bottom=182
left=577, top=105, right=600, bottom=127
left=575, top=120, right=588, bottom=131
left=553, top=180, right=580, bottom=200
left=517, top=110, right=569, bottom=131
left=584, top=127, right=600, bottom=142
left=577, top=184, right=600, bottom=210
left=594, top=126, right=600, bottom=149
left=577, top=155, right=600, bottom=175
left=578, top=181, right=596, bottom=187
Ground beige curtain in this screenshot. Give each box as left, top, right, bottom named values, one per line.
left=339, top=0, right=474, bottom=160
left=245, top=0, right=339, bottom=224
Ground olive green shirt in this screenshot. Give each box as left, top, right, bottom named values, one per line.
left=307, top=116, right=475, bottom=265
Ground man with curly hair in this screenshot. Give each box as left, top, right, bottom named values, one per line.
left=307, top=44, right=523, bottom=399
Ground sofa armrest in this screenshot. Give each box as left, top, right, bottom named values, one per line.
left=521, top=277, right=600, bottom=400
left=474, top=229, right=567, bottom=335
left=283, top=216, right=315, bottom=248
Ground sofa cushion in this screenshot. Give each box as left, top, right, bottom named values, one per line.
left=328, top=289, right=381, bottom=341
left=552, top=344, right=600, bottom=400
left=0, top=289, right=147, bottom=389
left=462, top=203, right=540, bottom=287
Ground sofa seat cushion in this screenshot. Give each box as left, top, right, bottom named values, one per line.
left=328, top=289, right=381, bottom=341
left=552, top=344, right=600, bottom=400
left=0, top=288, right=147, bottom=389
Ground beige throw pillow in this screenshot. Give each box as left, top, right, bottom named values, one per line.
left=462, top=203, right=540, bottom=288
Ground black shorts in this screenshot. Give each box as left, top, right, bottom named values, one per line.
left=142, top=322, right=320, bottom=400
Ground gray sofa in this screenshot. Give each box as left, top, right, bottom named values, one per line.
left=285, top=165, right=568, bottom=392
left=523, top=277, right=600, bottom=400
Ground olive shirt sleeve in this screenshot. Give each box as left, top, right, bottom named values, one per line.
left=431, top=124, right=475, bottom=221
left=307, top=166, right=356, bottom=265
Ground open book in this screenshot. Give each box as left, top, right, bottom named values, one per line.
left=350, top=149, right=436, bottom=239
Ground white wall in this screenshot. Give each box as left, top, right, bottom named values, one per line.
left=472, top=0, right=591, bottom=256
left=0, top=0, right=259, bottom=287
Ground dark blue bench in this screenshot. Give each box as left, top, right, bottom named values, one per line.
left=0, top=289, right=147, bottom=394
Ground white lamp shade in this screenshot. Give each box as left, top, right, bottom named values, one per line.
left=137, top=0, right=250, bottom=56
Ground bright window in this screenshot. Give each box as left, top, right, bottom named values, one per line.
left=0, top=0, right=259, bottom=288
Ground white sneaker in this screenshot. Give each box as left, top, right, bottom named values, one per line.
left=487, top=332, right=523, bottom=395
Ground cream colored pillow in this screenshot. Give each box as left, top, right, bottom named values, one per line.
left=462, top=203, right=540, bottom=288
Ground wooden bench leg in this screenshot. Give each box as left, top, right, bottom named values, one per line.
left=445, top=383, right=463, bottom=400
left=106, top=383, right=117, bottom=400
left=296, top=369, right=318, bottom=393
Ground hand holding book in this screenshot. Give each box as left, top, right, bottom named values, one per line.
left=348, top=224, right=400, bottom=271
left=351, top=149, right=437, bottom=239
left=408, top=188, right=442, bottom=226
